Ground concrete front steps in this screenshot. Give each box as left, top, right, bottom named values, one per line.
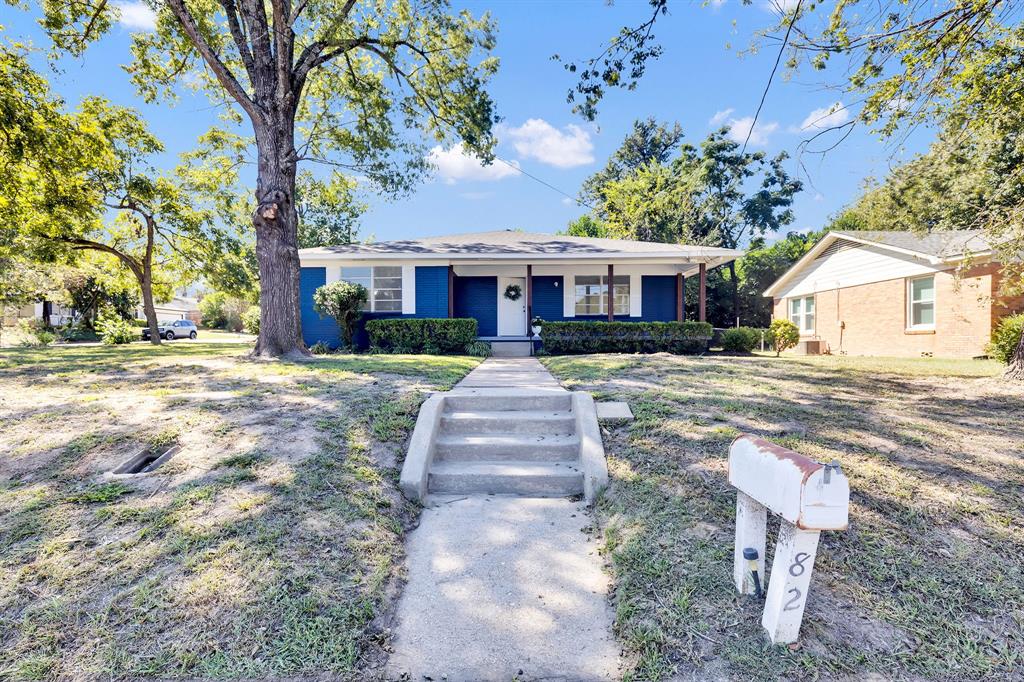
left=400, top=388, right=608, bottom=504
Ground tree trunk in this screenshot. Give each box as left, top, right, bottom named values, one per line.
left=728, top=261, right=740, bottom=326
left=252, top=117, right=307, bottom=358
left=140, top=268, right=161, bottom=346
left=1006, top=327, right=1024, bottom=381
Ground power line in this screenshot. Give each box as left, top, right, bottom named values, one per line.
left=742, top=0, right=803, bottom=154
left=492, top=156, right=598, bottom=212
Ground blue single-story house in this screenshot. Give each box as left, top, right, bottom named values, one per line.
left=297, top=230, right=742, bottom=349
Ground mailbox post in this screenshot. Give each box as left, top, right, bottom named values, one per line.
left=728, top=435, right=850, bottom=644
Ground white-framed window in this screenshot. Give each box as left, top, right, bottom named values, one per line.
left=907, top=275, right=935, bottom=329
left=340, top=266, right=403, bottom=313
left=788, top=295, right=815, bottom=333
left=575, top=275, right=629, bottom=316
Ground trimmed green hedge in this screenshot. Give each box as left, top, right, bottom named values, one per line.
left=540, top=320, right=713, bottom=354
left=721, top=326, right=770, bottom=353
left=365, top=317, right=478, bottom=354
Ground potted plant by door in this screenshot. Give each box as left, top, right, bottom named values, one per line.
left=531, top=316, right=543, bottom=336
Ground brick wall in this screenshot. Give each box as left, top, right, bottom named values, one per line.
left=992, top=264, right=1024, bottom=329
left=772, top=265, right=998, bottom=358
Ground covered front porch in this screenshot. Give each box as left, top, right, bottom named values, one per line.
left=446, top=260, right=716, bottom=340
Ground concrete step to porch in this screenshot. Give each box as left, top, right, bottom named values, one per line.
left=427, top=461, right=585, bottom=496
left=440, top=410, right=575, bottom=436
left=489, top=341, right=533, bottom=358
left=444, top=390, right=571, bottom=412
left=434, top=433, right=580, bottom=462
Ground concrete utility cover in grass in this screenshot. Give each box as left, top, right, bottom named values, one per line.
left=387, top=496, right=619, bottom=681
left=596, top=402, right=633, bottom=421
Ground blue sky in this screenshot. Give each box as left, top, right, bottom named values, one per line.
left=5, top=0, right=935, bottom=244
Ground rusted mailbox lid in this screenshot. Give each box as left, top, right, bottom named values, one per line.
left=728, top=434, right=849, bottom=530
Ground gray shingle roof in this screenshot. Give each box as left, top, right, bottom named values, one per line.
left=299, top=230, right=740, bottom=259
left=832, top=230, right=993, bottom=258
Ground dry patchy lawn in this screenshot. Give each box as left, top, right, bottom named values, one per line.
left=543, top=353, right=1024, bottom=681
left=0, top=342, right=479, bottom=681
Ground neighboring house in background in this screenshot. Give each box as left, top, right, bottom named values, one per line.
left=2, top=302, right=79, bottom=327
left=3, top=293, right=201, bottom=328
left=298, top=230, right=742, bottom=349
left=136, top=296, right=202, bottom=324
left=764, top=230, right=1024, bottom=358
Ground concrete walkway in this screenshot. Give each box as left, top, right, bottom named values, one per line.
left=386, top=497, right=620, bottom=681
left=455, top=357, right=563, bottom=390
left=386, top=358, right=620, bottom=681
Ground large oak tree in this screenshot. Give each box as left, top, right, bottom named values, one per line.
left=28, top=0, right=499, bottom=357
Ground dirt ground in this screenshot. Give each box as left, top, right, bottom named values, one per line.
left=542, top=352, right=1024, bottom=681
left=0, top=342, right=479, bottom=681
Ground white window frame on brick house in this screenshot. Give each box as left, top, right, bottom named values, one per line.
left=788, top=295, right=815, bottom=334
left=340, top=266, right=403, bottom=313
left=906, top=274, right=936, bottom=330
left=574, top=275, right=630, bottom=316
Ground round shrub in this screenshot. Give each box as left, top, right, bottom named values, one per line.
left=721, top=327, right=765, bottom=353
left=97, top=312, right=138, bottom=345
left=313, top=281, right=367, bottom=349
left=988, top=313, right=1024, bottom=364
left=769, top=318, right=800, bottom=356
left=241, top=305, right=260, bottom=335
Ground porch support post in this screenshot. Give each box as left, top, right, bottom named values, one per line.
left=447, top=264, right=454, bottom=318
left=699, top=262, right=707, bottom=322
left=607, top=264, right=614, bottom=322
left=526, top=264, right=533, bottom=325
left=676, top=273, right=684, bottom=322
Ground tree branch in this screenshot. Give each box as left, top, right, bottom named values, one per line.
left=164, top=0, right=260, bottom=121
left=218, top=0, right=257, bottom=83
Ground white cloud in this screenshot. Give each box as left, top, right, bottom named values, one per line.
left=709, top=108, right=778, bottom=146
left=502, top=119, right=595, bottom=168
left=798, top=102, right=850, bottom=131
left=762, top=0, right=800, bottom=13
left=709, top=108, right=735, bottom=126
left=726, top=116, right=779, bottom=147
left=115, top=1, right=157, bottom=31
left=426, top=143, right=520, bottom=184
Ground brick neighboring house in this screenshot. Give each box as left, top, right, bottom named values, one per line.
left=763, top=230, right=1024, bottom=358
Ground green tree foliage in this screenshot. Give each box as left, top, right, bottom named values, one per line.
left=2, top=47, right=216, bottom=345
left=26, top=0, right=500, bottom=357
left=579, top=118, right=684, bottom=209
left=241, top=306, right=260, bottom=335
left=296, top=171, right=366, bottom=249
left=735, top=232, right=820, bottom=326
left=571, top=124, right=802, bottom=325
left=562, top=215, right=611, bottom=239
left=198, top=292, right=250, bottom=331
left=312, top=281, right=368, bottom=350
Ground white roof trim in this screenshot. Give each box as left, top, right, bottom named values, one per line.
left=299, top=248, right=741, bottom=261
left=761, top=232, right=994, bottom=298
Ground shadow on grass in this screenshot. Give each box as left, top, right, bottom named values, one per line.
left=543, top=352, right=1024, bottom=681
left=0, top=345, right=480, bottom=680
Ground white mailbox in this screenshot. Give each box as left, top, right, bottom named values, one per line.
left=728, top=434, right=850, bottom=645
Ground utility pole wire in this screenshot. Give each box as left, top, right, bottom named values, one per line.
left=742, top=0, right=803, bottom=155
left=492, top=156, right=598, bottom=212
